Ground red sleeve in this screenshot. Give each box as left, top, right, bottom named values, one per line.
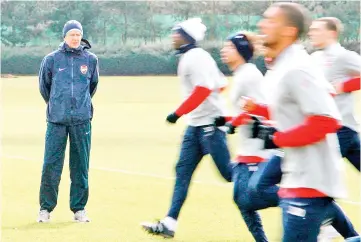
left=249, top=104, right=270, bottom=120
left=342, top=77, right=360, bottom=93
left=224, top=116, right=233, bottom=122
left=230, top=113, right=251, bottom=126
left=273, top=115, right=341, bottom=148
left=175, top=86, right=212, bottom=116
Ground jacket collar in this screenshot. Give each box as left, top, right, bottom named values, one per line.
left=59, top=42, right=85, bottom=54
left=175, top=43, right=197, bottom=56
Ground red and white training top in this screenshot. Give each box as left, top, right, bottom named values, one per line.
left=230, top=63, right=275, bottom=163
left=264, top=44, right=346, bottom=199
left=177, top=48, right=227, bottom=126
left=311, top=43, right=360, bottom=132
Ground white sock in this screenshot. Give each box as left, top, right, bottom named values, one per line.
left=161, top=216, right=177, bottom=231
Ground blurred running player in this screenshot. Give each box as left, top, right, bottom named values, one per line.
left=141, top=18, right=232, bottom=238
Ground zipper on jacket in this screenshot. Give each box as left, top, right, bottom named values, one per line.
left=71, top=56, right=74, bottom=123
left=71, top=57, right=74, bottom=100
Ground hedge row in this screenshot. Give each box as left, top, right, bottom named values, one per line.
left=0, top=49, right=259, bottom=76
left=1, top=42, right=358, bottom=75
left=1, top=52, right=180, bottom=76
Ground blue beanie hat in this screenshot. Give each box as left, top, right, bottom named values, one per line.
left=63, top=20, right=83, bottom=37
left=227, top=33, right=254, bottom=62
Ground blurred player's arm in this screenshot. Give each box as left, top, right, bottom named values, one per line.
left=272, top=69, right=341, bottom=148
left=243, top=98, right=270, bottom=119
left=229, top=113, right=252, bottom=126
left=175, top=86, right=212, bottom=116
left=166, top=85, right=211, bottom=124
left=342, top=50, right=361, bottom=77
left=166, top=60, right=214, bottom=124
left=336, top=77, right=360, bottom=93
left=39, top=56, right=53, bottom=103
left=214, top=90, right=253, bottom=128
left=174, top=59, right=216, bottom=117
left=217, top=71, right=228, bottom=92
left=227, top=73, right=266, bottom=134
left=225, top=72, right=249, bottom=127
left=222, top=113, right=253, bottom=134
left=230, top=73, right=266, bottom=126
left=334, top=51, right=361, bottom=94
left=90, top=56, right=99, bottom=97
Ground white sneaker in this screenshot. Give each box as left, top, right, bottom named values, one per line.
left=37, top=210, right=50, bottom=223
left=74, top=210, right=90, bottom=222
left=318, top=225, right=341, bottom=242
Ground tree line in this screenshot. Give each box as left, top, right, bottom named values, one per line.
left=1, top=1, right=360, bottom=48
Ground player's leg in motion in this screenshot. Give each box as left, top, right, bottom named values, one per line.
left=337, top=126, right=360, bottom=171
left=248, top=154, right=281, bottom=207
left=345, top=236, right=361, bottom=242
left=205, top=125, right=271, bottom=241
left=250, top=154, right=359, bottom=240
left=282, top=198, right=360, bottom=242
left=230, top=155, right=281, bottom=242
left=167, top=126, right=204, bottom=219
left=281, top=197, right=332, bottom=242
left=38, top=123, right=68, bottom=222
left=324, top=200, right=359, bottom=238
left=141, top=126, right=203, bottom=238
left=233, top=163, right=268, bottom=242
left=203, top=126, right=232, bottom=182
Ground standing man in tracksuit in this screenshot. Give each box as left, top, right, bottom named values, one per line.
left=309, top=17, right=360, bottom=171
left=141, top=18, right=232, bottom=238
left=37, top=20, right=99, bottom=223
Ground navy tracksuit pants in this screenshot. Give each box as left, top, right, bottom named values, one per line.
left=245, top=155, right=358, bottom=241
left=337, top=126, right=360, bottom=171
left=39, top=121, right=91, bottom=213
left=233, top=155, right=281, bottom=242
left=167, top=125, right=232, bottom=219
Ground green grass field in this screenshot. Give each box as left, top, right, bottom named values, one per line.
left=1, top=76, right=360, bottom=242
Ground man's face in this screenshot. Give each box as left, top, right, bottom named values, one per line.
left=258, top=6, right=297, bottom=56
left=220, top=41, right=242, bottom=64
left=308, top=21, right=334, bottom=48
left=171, top=31, right=185, bottom=50
left=64, top=30, right=82, bottom=49
left=258, top=7, right=284, bottom=48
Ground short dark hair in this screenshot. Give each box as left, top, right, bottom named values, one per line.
left=272, top=2, right=311, bottom=39
left=316, top=17, right=344, bottom=35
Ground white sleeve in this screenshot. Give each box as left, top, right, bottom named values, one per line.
left=340, top=51, right=361, bottom=77
left=284, top=69, right=340, bottom=119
